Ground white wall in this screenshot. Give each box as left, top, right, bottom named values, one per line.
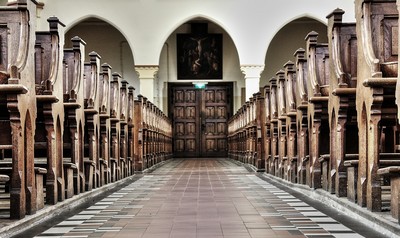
left=37, top=0, right=357, bottom=111
left=64, top=20, right=138, bottom=91
left=261, top=18, right=329, bottom=87
left=38, top=0, right=356, bottom=66
left=158, top=21, right=243, bottom=113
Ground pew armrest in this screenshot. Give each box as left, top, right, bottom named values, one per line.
left=0, top=174, right=9, bottom=182
left=35, top=167, right=47, bottom=175
left=63, top=162, right=77, bottom=170
left=84, top=160, right=96, bottom=166
left=378, top=166, right=400, bottom=177
left=344, top=160, right=359, bottom=167
left=318, top=154, right=330, bottom=163
left=303, top=155, right=310, bottom=163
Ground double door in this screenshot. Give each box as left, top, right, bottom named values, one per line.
left=168, top=83, right=233, bottom=158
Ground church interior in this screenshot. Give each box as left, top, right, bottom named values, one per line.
left=0, top=0, right=400, bottom=237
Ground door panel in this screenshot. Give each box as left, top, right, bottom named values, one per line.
left=169, top=83, right=232, bottom=158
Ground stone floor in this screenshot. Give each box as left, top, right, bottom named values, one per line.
left=21, top=158, right=390, bottom=238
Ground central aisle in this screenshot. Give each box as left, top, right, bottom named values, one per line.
left=34, top=159, right=371, bottom=238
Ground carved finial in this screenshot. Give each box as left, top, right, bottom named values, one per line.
left=47, top=16, right=65, bottom=33
left=294, top=48, right=306, bottom=62
left=326, top=8, right=345, bottom=24
left=305, top=31, right=319, bottom=45
left=284, top=61, right=295, bottom=73
left=269, top=77, right=277, bottom=86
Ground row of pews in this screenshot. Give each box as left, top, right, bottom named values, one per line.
left=228, top=0, right=400, bottom=224
left=0, top=0, right=172, bottom=220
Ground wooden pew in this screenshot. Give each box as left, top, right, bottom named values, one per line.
left=0, top=0, right=41, bottom=219
left=109, top=72, right=121, bottom=182
left=127, top=86, right=135, bottom=176
left=98, top=63, right=112, bottom=185
left=305, top=31, right=331, bottom=189
left=35, top=17, right=66, bottom=205
left=227, top=93, right=265, bottom=171
left=254, top=92, right=266, bottom=171
left=63, top=36, right=86, bottom=197
left=378, top=166, right=400, bottom=224
left=83, top=51, right=101, bottom=191
left=134, top=95, right=145, bottom=172
left=355, top=0, right=398, bottom=212
left=269, top=77, right=279, bottom=176
left=263, top=86, right=272, bottom=174
left=284, top=61, right=298, bottom=183
left=345, top=153, right=400, bottom=215
left=119, top=79, right=129, bottom=179
left=276, top=70, right=288, bottom=179
left=294, top=48, right=309, bottom=185
left=326, top=8, right=358, bottom=197
left=133, top=95, right=172, bottom=172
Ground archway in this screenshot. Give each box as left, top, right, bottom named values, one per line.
left=262, top=17, right=327, bottom=86
left=65, top=17, right=137, bottom=89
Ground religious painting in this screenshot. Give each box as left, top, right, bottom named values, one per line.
left=177, top=34, right=222, bottom=79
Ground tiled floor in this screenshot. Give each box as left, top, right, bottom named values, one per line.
left=31, top=159, right=382, bottom=238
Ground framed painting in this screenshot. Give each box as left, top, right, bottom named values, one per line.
left=177, top=34, right=222, bottom=79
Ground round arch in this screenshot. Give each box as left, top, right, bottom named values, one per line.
left=65, top=15, right=138, bottom=89
left=261, top=15, right=328, bottom=86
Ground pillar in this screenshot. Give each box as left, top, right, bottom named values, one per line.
left=135, top=66, right=159, bottom=104
left=240, top=65, right=264, bottom=101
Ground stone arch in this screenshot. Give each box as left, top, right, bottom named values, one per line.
left=262, top=16, right=328, bottom=86
left=65, top=16, right=137, bottom=89
left=158, top=15, right=242, bottom=111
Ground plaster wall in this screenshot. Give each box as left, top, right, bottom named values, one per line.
left=33, top=0, right=356, bottom=111
left=38, top=0, right=355, bottom=66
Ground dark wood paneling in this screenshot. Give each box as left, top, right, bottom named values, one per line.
left=168, top=83, right=232, bottom=158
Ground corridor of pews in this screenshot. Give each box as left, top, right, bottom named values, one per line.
left=1, top=0, right=400, bottom=237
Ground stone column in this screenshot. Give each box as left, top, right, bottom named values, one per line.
left=240, top=65, right=264, bottom=101
left=135, top=66, right=159, bottom=104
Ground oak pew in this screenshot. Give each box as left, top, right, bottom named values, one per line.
left=326, top=8, right=358, bottom=197
left=63, top=36, right=86, bottom=197
left=127, top=86, right=135, bottom=176
left=119, top=79, right=129, bottom=179
left=133, top=95, right=172, bottom=172
left=378, top=166, right=400, bottom=224
left=305, top=31, right=331, bottom=189
left=355, top=0, right=399, bottom=212
left=284, top=61, right=298, bottom=183
left=263, top=86, right=272, bottom=174
left=294, top=48, right=309, bottom=185
left=109, top=72, right=122, bottom=182
left=83, top=52, right=101, bottom=191
left=345, top=153, right=400, bottom=216
left=254, top=92, right=266, bottom=171
left=276, top=70, right=288, bottom=179
left=35, top=17, right=66, bottom=205
left=268, top=77, right=279, bottom=176
left=0, top=0, right=41, bottom=219
left=98, top=63, right=112, bottom=185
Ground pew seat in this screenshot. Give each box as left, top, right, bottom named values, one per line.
left=378, top=166, right=400, bottom=224
left=345, top=154, right=400, bottom=205
left=84, top=159, right=95, bottom=191
left=63, top=158, right=77, bottom=199
left=0, top=174, right=9, bottom=182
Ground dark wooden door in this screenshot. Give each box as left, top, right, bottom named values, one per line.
left=168, top=83, right=233, bottom=158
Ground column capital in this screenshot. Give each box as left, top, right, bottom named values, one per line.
left=135, top=65, right=159, bottom=79
left=240, top=65, right=265, bottom=78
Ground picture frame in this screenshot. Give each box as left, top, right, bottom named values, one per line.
left=177, top=33, right=223, bottom=79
